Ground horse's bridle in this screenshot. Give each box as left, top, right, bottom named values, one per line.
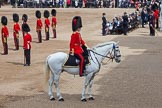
left=89, top=47, right=115, bottom=63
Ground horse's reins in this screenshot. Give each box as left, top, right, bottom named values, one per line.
left=89, top=48, right=115, bottom=63
left=89, top=48, right=115, bottom=64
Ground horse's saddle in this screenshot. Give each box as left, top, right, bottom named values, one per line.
left=64, top=54, right=90, bottom=66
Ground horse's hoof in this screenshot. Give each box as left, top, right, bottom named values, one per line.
left=58, top=98, right=64, bottom=101
left=81, top=98, right=87, bottom=102
left=89, top=97, right=95, bottom=100
left=50, top=97, right=55, bottom=101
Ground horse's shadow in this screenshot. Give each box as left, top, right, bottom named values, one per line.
left=7, top=61, right=24, bottom=66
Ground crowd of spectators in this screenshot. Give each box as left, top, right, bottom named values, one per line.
left=102, top=11, right=139, bottom=35
left=102, top=1, right=160, bottom=36
left=0, top=0, right=160, bottom=8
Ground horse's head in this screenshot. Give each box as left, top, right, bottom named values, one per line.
left=112, top=43, right=121, bottom=63
left=91, top=41, right=121, bottom=64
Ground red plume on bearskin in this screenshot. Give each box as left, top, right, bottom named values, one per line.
left=72, top=16, right=82, bottom=32
left=35, top=10, right=41, bottom=18
left=13, top=13, right=19, bottom=23
left=51, top=9, right=56, bottom=16
left=1, top=16, right=7, bottom=26
left=22, top=14, right=28, bottom=22
left=44, top=10, right=50, bottom=18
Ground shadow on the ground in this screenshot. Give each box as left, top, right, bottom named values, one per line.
left=6, top=61, right=24, bottom=66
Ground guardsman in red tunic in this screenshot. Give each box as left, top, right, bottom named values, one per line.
left=22, top=24, right=32, bottom=66
left=1, top=16, right=9, bottom=55
left=35, top=10, right=43, bottom=43
left=153, top=8, right=159, bottom=29
left=51, top=9, right=57, bottom=38
left=13, top=13, right=20, bottom=50
left=70, top=16, right=87, bottom=77
left=44, top=10, right=50, bottom=40
left=135, top=1, right=140, bottom=11
left=22, top=14, right=28, bottom=37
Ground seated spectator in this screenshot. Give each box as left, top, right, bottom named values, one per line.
left=112, top=18, right=117, bottom=30
left=116, top=17, right=123, bottom=34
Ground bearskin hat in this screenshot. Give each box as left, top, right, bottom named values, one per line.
left=51, top=9, right=56, bottom=16
left=72, top=16, right=82, bottom=32
left=22, top=14, right=28, bottom=22
left=13, top=13, right=19, bottom=23
left=22, top=24, right=30, bottom=32
left=44, top=10, right=50, bottom=18
left=35, top=10, right=41, bottom=18
left=1, top=16, right=7, bottom=26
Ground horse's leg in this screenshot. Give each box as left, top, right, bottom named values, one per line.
left=81, top=73, right=94, bottom=102
left=88, top=80, right=95, bottom=100
left=54, top=73, right=64, bottom=101
left=48, top=74, right=55, bottom=100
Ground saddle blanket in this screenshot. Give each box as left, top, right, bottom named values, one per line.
left=64, top=54, right=90, bottom=66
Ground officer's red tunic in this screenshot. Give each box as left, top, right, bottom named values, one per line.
left=70, top=32, right=85, bottom=54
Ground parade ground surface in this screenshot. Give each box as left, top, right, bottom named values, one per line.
left=0, top=7, right=162, bottom=108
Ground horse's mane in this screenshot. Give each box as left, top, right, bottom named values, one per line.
left=92, top=41, right=116, bottom=49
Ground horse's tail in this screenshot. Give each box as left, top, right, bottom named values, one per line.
left=44, top=56, right=51, bottom=89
